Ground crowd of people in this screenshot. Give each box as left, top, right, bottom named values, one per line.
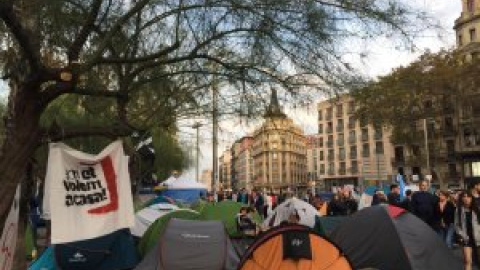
left=208, top=180, right=480, bottom=270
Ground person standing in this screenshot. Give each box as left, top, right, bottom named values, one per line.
left=411, top=180, right=438, bottom=229
left=437, top=190, right=456, bottom=248
left=237, top=188, right=249, bottom=205
left=455, top=191, right=480, bottom=270
left=387, top=184, right=402, bottom=207
left=401, top=189, right=413, bottom=211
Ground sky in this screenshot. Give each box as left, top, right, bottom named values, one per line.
left=179, top=0, right=463, bottom=181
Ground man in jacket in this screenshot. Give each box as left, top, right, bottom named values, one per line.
left=411, top=180, right=439, bottom=229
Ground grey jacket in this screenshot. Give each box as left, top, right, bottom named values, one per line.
left=455, top=207, right=480, bottom=246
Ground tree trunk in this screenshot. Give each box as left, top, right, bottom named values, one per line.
left=0, top=79, right=43, bottom=269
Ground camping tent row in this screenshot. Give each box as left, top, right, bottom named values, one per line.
left=30, top=203, right=464, bottom=270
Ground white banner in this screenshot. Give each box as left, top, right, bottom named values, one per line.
left=0, top=184, right=21, bottom=270
left=43, top=140, right=134, bottom=244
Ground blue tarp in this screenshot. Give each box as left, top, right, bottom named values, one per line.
left=159, top=188, right=206, bottom=204
left=29, top=246, right=57, bottom=270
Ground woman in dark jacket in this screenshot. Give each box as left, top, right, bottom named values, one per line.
left=437, top=190, right=456, bottom=248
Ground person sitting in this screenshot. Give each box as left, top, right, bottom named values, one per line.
left=237, top=207, right=259, bottom=237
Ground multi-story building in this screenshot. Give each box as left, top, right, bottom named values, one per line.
left=317, top=95, right=396, bottom=190
left=390, top=0, right=480, bottom=189
left=230, top=136, right=254, bottom=190
left=200, top=169, right=212, bottom=190
left=454, top=0, right=480, bottom=187
left=306, top=134, right=325, bottom=190
left=218, top=149, right=232, bottom=190
left=251, top=89, right=307, bottom=191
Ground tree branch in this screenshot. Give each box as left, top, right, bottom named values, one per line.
left=44, top=123, right=133, bottom=142
left=0, top=2, right=42, bottom=69
left=68, top=0, right=104, bottom=62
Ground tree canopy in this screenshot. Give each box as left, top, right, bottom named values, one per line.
left=352, top=49, right=480, bottom=144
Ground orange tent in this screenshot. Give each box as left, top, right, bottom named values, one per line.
left=239, top=224, right=352, bottom=270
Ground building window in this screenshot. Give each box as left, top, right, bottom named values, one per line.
left=318, top=110, right=323, bottom=121
left=458, top=34, right=463, bottom=46
left=318, top=124, right=323, bottom=134
left=319, top=138, right=324, bottom=148
left=320, top=164, right=325, bottom=174
left=350, top=145, right=357, bottom=159
left=470, top=28, right=477, bottom=42
left=362, top=143, right=370, bottom=158
left=375, top=141, right=384, bottom=154
left=339, top=148, right=346, bottom=160
left=337, top=119, right=344, bottom=132
left=336, top=104, right=343, bottom=117
left=468, top=0, right=475, bottom=13
left=319, top=151, right=324, bottom=161
left=351, top=160, right=358, bottom=174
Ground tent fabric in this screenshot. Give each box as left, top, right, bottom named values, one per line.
left=138, top=209, right=199, bottom=257
left=163, top=177, right=207, bottom=189
left=315, top=216, right=346, bottom=236
left=330, top=205, right=463, bottom=270
left=134, top=218, right=240, bottom=270
left=198, top=201, right=262, bottom=238
left=393, top=211, right=463, bottom=270
left=28, top=246, right=57, bottom=270
left=131, top=203, right=179, bottom=237
left=264, top=198, right=319, bottom=228
left=54, top=228, right=139, bottom=270
left=144, top=196, right=176, bottom=207
left=158, top=189, right=206, bottom=204
left=238, top=224, right=352, bottom=270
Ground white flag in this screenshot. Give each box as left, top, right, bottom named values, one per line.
left=0, top=184, right=21, bottom=270
left=43, top=140, right=134, bottom=244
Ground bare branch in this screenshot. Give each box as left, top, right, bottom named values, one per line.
left=68, top=0, right=104, bottom=62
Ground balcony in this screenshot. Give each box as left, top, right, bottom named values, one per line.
left=327, top=169, right=335, bottom=176
left=339, top=168, right=346, bottom=175
left=348, top=136, right=356, bottom=144
left=349, top=167, right=359, bottom=174
left=350, top=152, right=357, bottom=159
left=336, top=125, right=344, bottom=132
left=328, top=155, right=335, bottom=161
left=338, top=154, right=346, bottom=161
left=391, top=157, right=405, bottom=166
left=361, top=134, right=369, bottom=141
left=327, top=140, right=334, bottom=148
left=337, top=139, right=344, bottom=147
left=326, top=127, right=333, bottom=134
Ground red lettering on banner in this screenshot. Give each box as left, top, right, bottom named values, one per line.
left=87, top=156, right=119, bottom=214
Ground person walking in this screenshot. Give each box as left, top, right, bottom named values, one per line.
left=411, top=180, right=438, bottom=229
left=437, top=190, right=456, bottom=248
left=455, top=191, right=480, bottom=270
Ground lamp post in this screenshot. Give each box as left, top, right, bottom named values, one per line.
left=192, top=122, right=203, bottom=182
left=423, top=118, right=431, bottom=175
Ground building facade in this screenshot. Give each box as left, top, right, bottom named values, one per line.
left=389, top=0, right=480, bottom=189
left=454, top=0, right=480, bottom=188
left=230, top=136, right=254, bottom=190
left=317, top=95, right=396, bottom=190
left=218, top=149, right=232, bottom=190
left=200, top=169, right=212, bottom=190
left=251, top=89, right=308, bottom=191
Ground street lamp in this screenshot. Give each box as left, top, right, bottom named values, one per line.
left=192, top=122, right=203, bottom=182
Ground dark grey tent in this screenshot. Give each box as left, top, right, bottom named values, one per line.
left=135, top=218, right=240, bottom=270
left=330, top=205, right=463, bottom=270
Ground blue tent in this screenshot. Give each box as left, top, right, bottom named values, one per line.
left=30, top=229, right=139, bottom=270
left=159, top=189, right=206, bottom=204
left=29, top=246, right=57, bottom=270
